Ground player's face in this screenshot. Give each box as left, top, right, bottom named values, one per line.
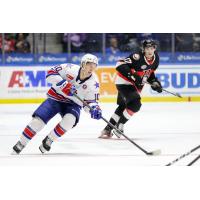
left=144, top=46, right=156, bottom=58
left=83, top=62, right=97, bottom=76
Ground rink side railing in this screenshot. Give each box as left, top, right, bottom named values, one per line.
left=0, top=65, right=200, bottom=103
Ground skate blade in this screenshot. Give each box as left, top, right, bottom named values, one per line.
left=153, top=149, right=161, bottom=156
left=150, top=149, right=161, bottom=156
left=39, top=145, right=46, bottom=154
left=98, top=135, right=113, bottom=139
left=11, top=150, right=19, bottom=155
left=112, top=133, right=121, bottom=139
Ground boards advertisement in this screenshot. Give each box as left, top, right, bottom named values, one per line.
left=0, top=65, right=199, bottom=103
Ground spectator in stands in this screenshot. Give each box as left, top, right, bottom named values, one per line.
left=106, top=36, right=120, bottom=54
left=84, top=34, right=102, bottom=53
left=62, top=33, right=87, bottom=52
left=117, top=33, right=139, bottom=52
left=0, top=33, right=15, bottom=53
left=192, top=33, right=200, bottom=52
left=193, top=33, right=200, bottom=43
left=193, top=42, right=200, bottom=52
left=175, top=33, right=194, bottom=52
left=125, top=38, right=139, bottom=52
left=15, top=33, right=30, bottom=53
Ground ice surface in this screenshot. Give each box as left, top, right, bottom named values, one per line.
left=0, top=102, right=200, bottom=166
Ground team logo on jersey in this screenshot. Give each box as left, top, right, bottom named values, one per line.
left=94, top=82, right=99, bottom=88
left=66, top=74, right=74, bottom=80
left=141, top=65, right=147, bottom=69
left=133, top=54, right=140, bottom=60
left=82, top=84, right=87, bottom=89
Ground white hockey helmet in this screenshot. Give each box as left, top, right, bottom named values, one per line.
left=81, top=54, right=98, bottom=67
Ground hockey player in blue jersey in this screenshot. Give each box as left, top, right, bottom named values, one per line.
left=13, top=54, right=102, bottom=154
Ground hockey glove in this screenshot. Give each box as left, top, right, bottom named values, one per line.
left=151, top=80, right=162, bottom=93
left=130, top=72, right=143, bottom=85
left=90, top=105, right=102, bottom=120
left=56, top=80, right=76, bottom=96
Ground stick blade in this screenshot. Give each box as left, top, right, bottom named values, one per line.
left=148, top=149, right=161, bottom=156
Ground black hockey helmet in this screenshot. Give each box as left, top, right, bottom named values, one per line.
left=142, top=39, right=157, bottom=49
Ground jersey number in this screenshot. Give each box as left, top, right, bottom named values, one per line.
left=95, top=93, right=99, bottom=101
left=54, top=65, right=62, bottom=72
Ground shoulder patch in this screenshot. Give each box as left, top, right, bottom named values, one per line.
left=133, top=54, right=140, bottom=60
left=82, top=84, right=87, bottom=89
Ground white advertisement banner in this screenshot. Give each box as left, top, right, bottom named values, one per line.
left=0, top=66, right=49, bottom=99
left=0, top=65, right=199, bottom=100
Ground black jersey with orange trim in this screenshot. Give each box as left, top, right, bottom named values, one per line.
left=115, top=51, right=159, bottom=91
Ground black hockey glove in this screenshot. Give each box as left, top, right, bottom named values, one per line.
left=129, top=72, right=143, bottom=85
left=151, top=80, right=162, bottom=93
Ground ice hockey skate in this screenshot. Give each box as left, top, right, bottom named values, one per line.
left=112, top=123, right=124, bottom=138
left=98, top=126, right=113, bottom=139
left=39, top=136, right=53, bottom=153
left=12, top=141, right=25, bottom=154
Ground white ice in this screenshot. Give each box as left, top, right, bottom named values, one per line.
left=0, top=102, right=200, bottom=166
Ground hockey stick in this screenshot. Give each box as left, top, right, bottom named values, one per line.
left=73, top=93, right=161, bottom=156
left=143, top=81, right=182, bottom=98
left=166, top=145, right=200, bottom=166
left=187, top=154, right=200, bottom=166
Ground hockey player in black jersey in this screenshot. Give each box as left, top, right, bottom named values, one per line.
left=99, top=39, right=163, bottom=139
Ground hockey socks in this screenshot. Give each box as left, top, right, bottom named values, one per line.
left=19, top=117, right=45, bottom=146
left=48, top=123, right=66, bottom=141
left=47, top=113, right=76, bottom=142
left=116, top=108, right=134, bottom=132
left=13, top=117, right=45, bottom=154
